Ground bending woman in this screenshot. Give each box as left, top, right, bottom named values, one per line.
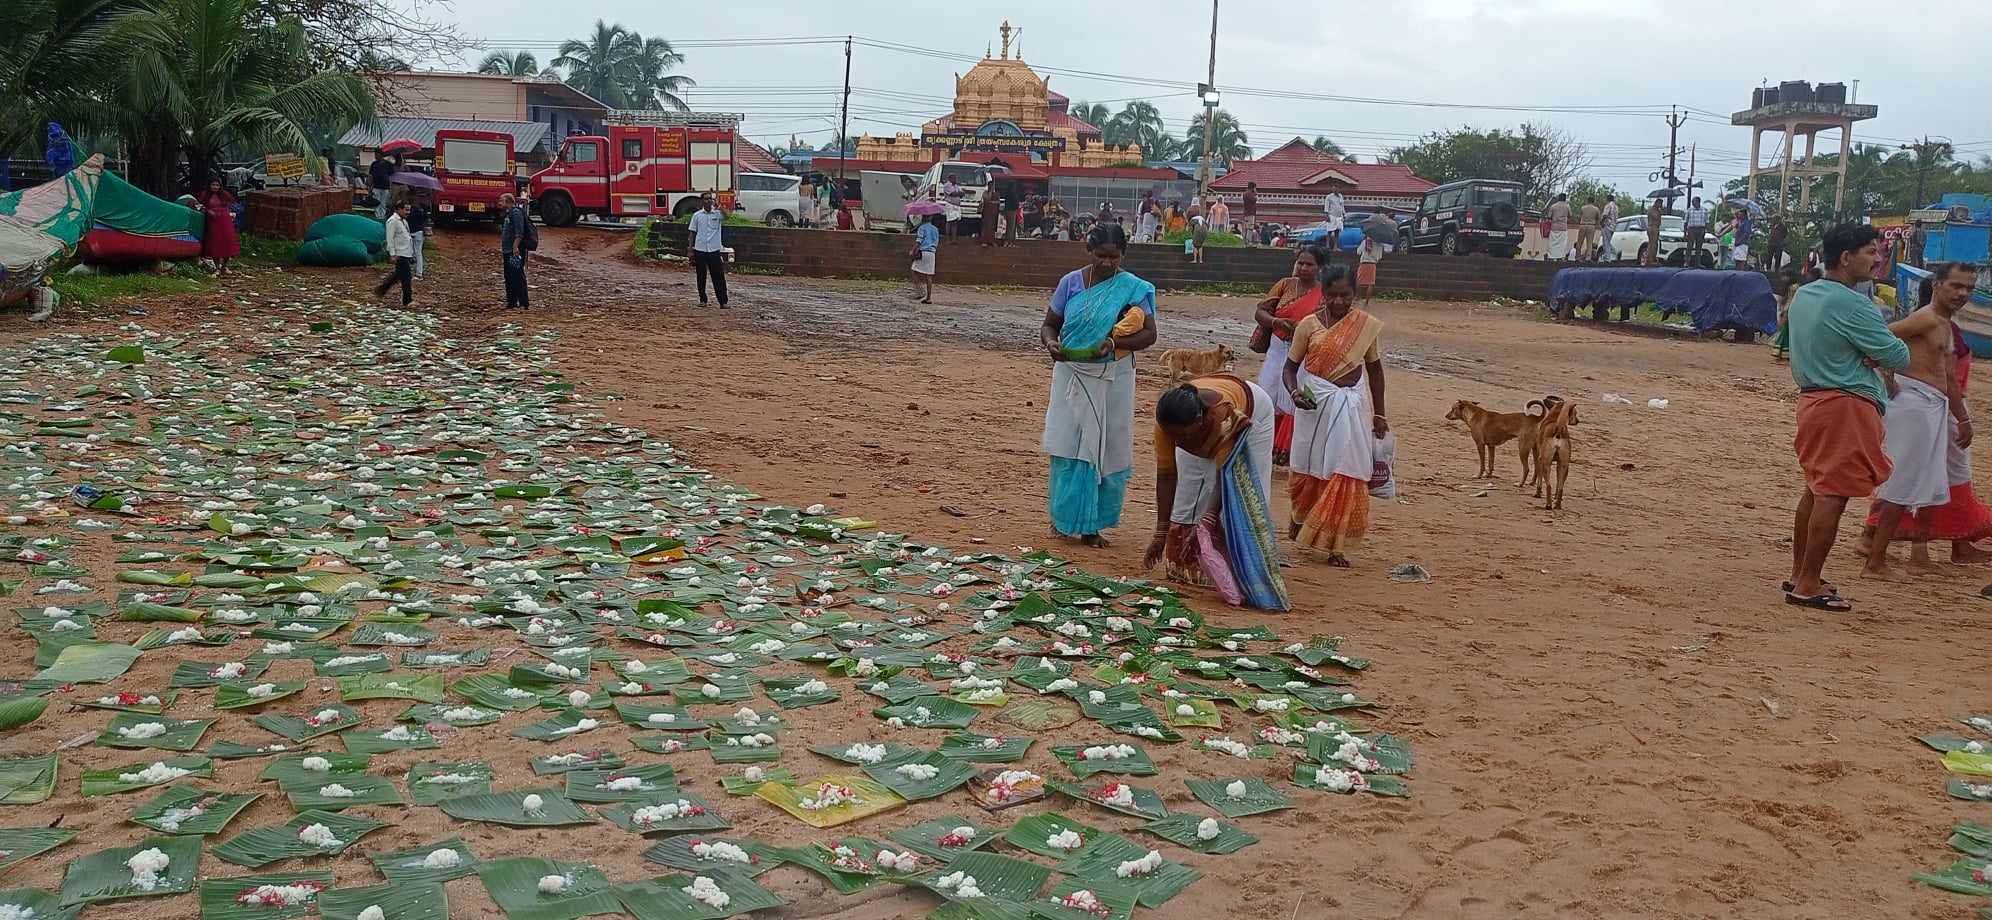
left=1284, top=264, right=1388, bottom=567
left=1253, top=245, right=1328, bottom=465
left=1143, top=377, right=1290, bottom=610
left=1040, top=221, right=1159, bottom=547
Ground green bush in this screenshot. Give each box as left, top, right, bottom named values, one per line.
left=1161, top=227, right=1246, bottom=248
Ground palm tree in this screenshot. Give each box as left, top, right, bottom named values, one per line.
left=1183, top=109, right=1251, bottom=164
left=0, top=0, right=128, bottom=160
left=113, top=0, right=374, bottom=194
left=1311, top=135, right=1345, bottom=158
left=1071, top=101, right=1113, bottom=134
left=623, top=36, right=693, bottom=111
left=553, top=20, right=641, bottom=108
left=477, top=50, right=538, bottom=76
left=1109, top=101, right=1168, bottom=154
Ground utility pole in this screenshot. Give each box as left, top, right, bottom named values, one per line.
left=1664, top=106, right=1685, bottom=209
left=1899, top=135, right=1953, bottom=209
left=1196, top=0, right=1218, bottom=198
left=837, top=36, right=852, bottom=186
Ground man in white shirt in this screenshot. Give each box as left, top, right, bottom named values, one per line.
left=1323, top=192, right=1346, bottom=238
left=688, top=193, right=728, bottom=307
left=1597, top=198, right=1620, bottom=260
left=1683, top=197, right=1710, bottom=262
left=373, top=199, right=415, bottom=306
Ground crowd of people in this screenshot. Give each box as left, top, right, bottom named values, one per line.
left=1783, top=222, right=1986, bottom=611
left=1037, top=223, right=1395, bottom=610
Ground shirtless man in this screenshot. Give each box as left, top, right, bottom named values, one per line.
left=1862, top=262, right=1977, bottom=575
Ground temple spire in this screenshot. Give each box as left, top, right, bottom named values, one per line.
left=999, top=21, right=1012, bottom=59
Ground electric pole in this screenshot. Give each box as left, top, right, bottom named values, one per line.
left=837, top=36, right=852, bottom=186
left=1899, top=136, right=1952, bottom=209
left=1196, top=0, right=1218, bottom=198
left=1664, top=106, right=1684, bottom=208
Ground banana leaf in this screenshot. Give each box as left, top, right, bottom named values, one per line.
left=853, top=673, right=931, bottom=704
left=81, top=755, right=215, bottom=795
left=916, top=851, right=1049, bottom=902
left=1953, top=822, right=1992, bottom=858
left=1305, top=732, right=1413, bottom=775
left=1915, top=858, right=1992, bottom=896
left=337, top=672, right=445, bottom=703
left=1949, top=778, right=1992, bottom=802
left=214, top=680, right=308, bottom=709
left=615, top=869, right=783, bottom=920
left=887, top=815, right=998, bottom=862
left=631, top=734, right=710, bottom=755
left=809, top=740, right=924, bottom=767
left=563, top=763, right=680, bottom=803
left=1034, top=879, right=1141, bottom=920
left=196, top=870, right=335, bottom=920
left=1139, top=814, right=1256, bottom=854
left=1050, top=744, right=1155, bottom=780
left=1056, top=838, right=1198, bottom=907
left=255, top=619, right=349, bottom=643
left=398, top=649, right=489, bottom=669
left=213, top=809, right=385, bottom=868
left=436, top=789, right=593, bottom=827
left=863, top=753, right=976, bottom=801
left=341, top=723, right=439, bottom=754
left=134, top=627, right=234, bottom=650
left=762, top=678, right=840, bottom=709
left=474, top=857, right=621, bottom=920
left=130, top=785, right=260, bottom=836
left=449, top=675, right=547, bottom=712
left=368, top=837, right=480, bottom=883
left=35, top=642, right=142, bottom=684
left=598, top=793, right=728, bottom=836
left=117, top=601, right=204, bottom=622
left=1289, top=765, right=1410, bottom=797
left=207, top=741, right=300, bottom=760
left=317, top=882, right=447, bottom=920
left=927, top=899, right=1033, bottom=920
left=406, top=761, right=495, bottom=805
left=1946, top=751, right=1992, bottom=776
left=1161, top=698, right=1221, bottom=728
left=169, top=660, right=269, bottom=688
left=640, top=836, right=786, bottom=878
left=98, top=713, right=213, bottom=751
left=995, top=701, right=1078, bottom=731
left=1185, top=777, right=1291, bottom=818
left=875, top=697, right=980, bottom=729
left=252, top=706, right=362, bottom=742
left=0, top=888, right=78, bottom=920
left=510, top=661, right=591, bottom=686
left=512, top=710, right=611, bottom=743
left=719, top=768, right=792, bottom=795
left=348, top=623, right=436, bottom=647
left=611, top=701, right=707, bottom=731
left=59, top=834, right=201, bottom=903
left=674, top=674, right=754, bottom=704
left=310, top=651, right=391, bottom=677
left=614, top=658, right=691, bottom=685
left=1045, top=779, right=1168, bottom=820
left=258, top=753, right=372, bottom=784
left=531, top=751, right=624, bottom=776
left=0, top=826, right=74, bottom=870
left=0, top=694, right=48, bottom=732
left=773, top=838, right=893, bottom=894
left=1001, top=813, right=1104, bottom=859
left=754, top=774, right=906, bottom=828
left=0, top=754, right=57, bottom=804
left=932, top=733, right=1031, bottom=764
left=282, top=773, right=405, bottom=809
left=73, top=687, right=177, bottom=714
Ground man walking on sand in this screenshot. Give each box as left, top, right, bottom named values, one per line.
left=688, top=192, right=729, bottom=307
left=1859, top=262, right=1991, bottom=568
left=499, top=193, right=532, bottom=310
left=1785, top=224, right=1911, bottom=610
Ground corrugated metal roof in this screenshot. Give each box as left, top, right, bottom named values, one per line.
left=338, top=117, right=553, bottom=155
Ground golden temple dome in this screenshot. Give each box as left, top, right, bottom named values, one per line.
left=952, top=21, right=1048, bottom=132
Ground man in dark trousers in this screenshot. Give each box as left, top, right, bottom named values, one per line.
left=369, top=150, right=398, bottom=219
left=498, top=192, right=532, bottom=309
left=688, top=192, right=729, bottom=307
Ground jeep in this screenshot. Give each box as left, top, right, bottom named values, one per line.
left=1407, top=179, right=1525, bottom=257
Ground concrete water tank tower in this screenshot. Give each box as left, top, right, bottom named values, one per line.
left=1733, top=81, right=1877, bottom=213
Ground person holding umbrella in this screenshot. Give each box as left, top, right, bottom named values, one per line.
left=390, top=171, right=441, bottom=280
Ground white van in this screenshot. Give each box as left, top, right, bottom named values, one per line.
left=735, top=172, right=804, bottom=226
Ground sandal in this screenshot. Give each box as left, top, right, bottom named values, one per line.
left=1784, top=591, right=1852, bottom=612
left=1781, top=581, right=1840, bottom=596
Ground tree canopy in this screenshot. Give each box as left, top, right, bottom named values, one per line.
left=551, top=20, right=695, bottom=111
left=1389, top=123, right=1589, bottom=207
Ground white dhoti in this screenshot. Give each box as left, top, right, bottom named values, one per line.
left=944, top=202, right=962, bottom=223
left=1947, top=414, right=1974, bottom=487
left=1290, top=367, right=1374, bottom=482
left=1041, top=356, right=1136, bottom=476
left=1170, top=382, right=1276, bottom=525
left=1546, top=229, right=1571, bottom=260
left=1254, top=336, right=1298, bottom=418
left=1877, top=375, right=1952, bottom=511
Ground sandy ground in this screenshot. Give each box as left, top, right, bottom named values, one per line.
left=1, top=224, right=1986, bottom=920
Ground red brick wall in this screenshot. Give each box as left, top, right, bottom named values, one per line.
left=645, top=223, right=1568, bottom=302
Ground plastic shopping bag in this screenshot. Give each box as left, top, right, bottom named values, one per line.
left=1369, top=431, right=1398, bottom=499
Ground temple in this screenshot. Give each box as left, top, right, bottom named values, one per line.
left=853, top=22, right=1143, bottom=169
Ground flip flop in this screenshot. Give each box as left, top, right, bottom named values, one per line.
left=1781, top=580, right=1840, bottom=596
left=1784, top=591, right=1852, bottom=612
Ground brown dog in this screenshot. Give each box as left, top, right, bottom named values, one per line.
left=1446, top=399, right=1541, bottom=485
left=1532, top=400, right=1577, bottom=509
left=1158, top=344, right=1235, bottom=380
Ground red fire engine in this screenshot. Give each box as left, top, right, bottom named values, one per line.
left=430, top=129, right=516, bottom=223
left=529, top=112, right=740, bottom=227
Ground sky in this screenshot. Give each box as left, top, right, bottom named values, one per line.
left=442, top=0, right=1992, bottom=197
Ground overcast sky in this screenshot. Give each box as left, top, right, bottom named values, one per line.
left=443, top=0, right=1992, bottom=196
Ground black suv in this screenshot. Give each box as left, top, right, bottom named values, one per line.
left=1407, top=179, right=1525, bottom=256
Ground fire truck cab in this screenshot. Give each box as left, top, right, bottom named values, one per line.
left=529, top=112, right=740, bottom=227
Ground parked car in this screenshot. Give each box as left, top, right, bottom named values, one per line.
left=735, top=172, right=804, bottom=226
left=1406, top=179, right=1525, bottom=256
left=1606, top=214, right=1719, bottom=267
left=1291, top=212, right=1413, bottom=252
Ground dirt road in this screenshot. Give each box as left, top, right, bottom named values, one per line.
left=10, top=224, right=1985, bottom=919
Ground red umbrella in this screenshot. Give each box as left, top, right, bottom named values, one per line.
left=377, top=139, right=422, bottom=155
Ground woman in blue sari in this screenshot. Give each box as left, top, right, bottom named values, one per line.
left=1039, top=222, right=1159, bottom=547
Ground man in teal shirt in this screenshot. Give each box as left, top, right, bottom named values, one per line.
left=1785, top=224, right=1911, bottom=611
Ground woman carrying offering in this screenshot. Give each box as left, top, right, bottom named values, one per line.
left=1041, top=222, right=1159, bottom=547
left=1284, top=265, right=1388, bottom=567
left=1143, top=378, right=1290, bottom=610
left=1253, top=245, right=1328, bottom=465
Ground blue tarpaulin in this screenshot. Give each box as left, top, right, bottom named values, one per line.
left=1549, top=267, right=1779, bottom=334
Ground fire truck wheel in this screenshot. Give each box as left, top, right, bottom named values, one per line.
left=539, top=193, right=577, bottom=228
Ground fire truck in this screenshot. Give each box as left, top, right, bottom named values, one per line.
left=430, top=129, right=517, bottom=223
left=529, top=111, right=741, bottom=227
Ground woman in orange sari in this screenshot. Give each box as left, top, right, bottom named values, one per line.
left=1253, top=245, right=1327, bottom=465
left=1283, top=265, right=1387, bottom=567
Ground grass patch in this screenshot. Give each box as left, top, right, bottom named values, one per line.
left=50, top=266, right=206, bottom=306
left=1168, top=281, right=1268, bottom=296
left=237, top=234, right=300, bottom=266
left=1161, top=228, right=1246, bottom=248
